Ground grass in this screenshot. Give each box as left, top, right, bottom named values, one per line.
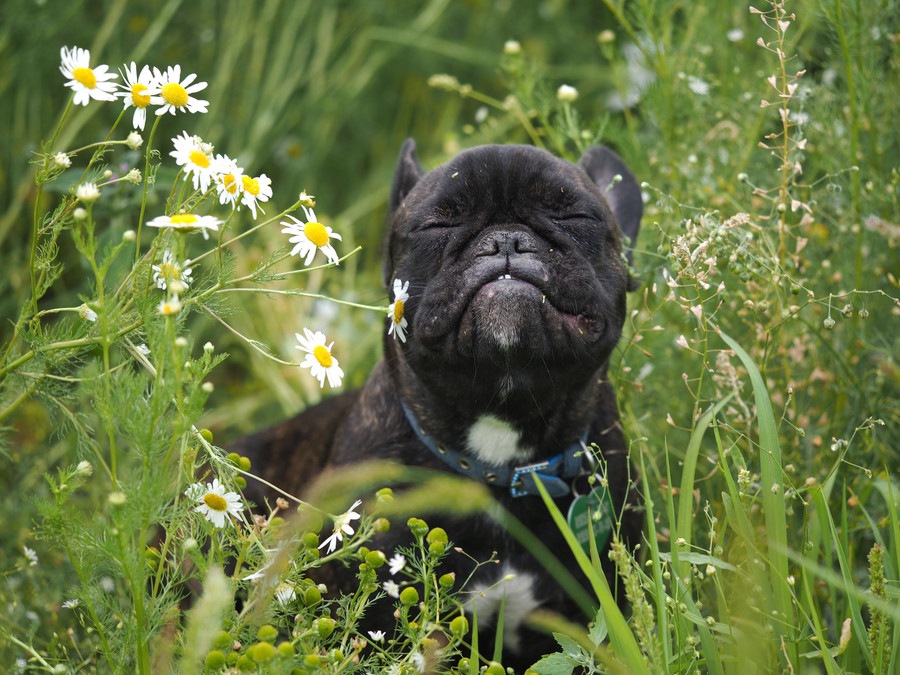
left=0, top=0, right=897, bottom=672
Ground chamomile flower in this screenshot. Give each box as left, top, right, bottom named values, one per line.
left=295, top=328, right=343, bottom=388
left=148, top=65, right=209, bottom=116
left=212, top=154, right=244, bottom=207
left=76, top=182, right=101, bottom=203
left=239, top=173, right=273, bottom=219
left=146, top=212, right=222, bottom=239
left=59, top=46, right=118, bottom=106
left=281, top=205, right=342, bottom=266
left=186, top=478, right=243, bottom=528
left=368, top=630, right=386, bottom=643
left=387, top=279, right=410, bottom=343
left=388, top=553, right=406, bottom=575
left=118, top=62, right=156, bottom=130
left=157, top=295, right=183, bottom=316
left=382, top=580, right=400, bottom=598
left=170, top=132, right=216, bottom=193
left=274, top=583, right=297, bottom=606
left=53, top=152, right=71, bottom=169
left=318, top=499, right=362, bottom=554
left=152, top=250, right=193, bottom=291
left=23, top=546, right=38, bottom=567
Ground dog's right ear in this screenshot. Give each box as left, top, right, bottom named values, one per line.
left=390, top=138, right=425, bottom=214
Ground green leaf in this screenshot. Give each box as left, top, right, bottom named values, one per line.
left=529, top=653, right=578, bottom=675
left=552, top=632, right=585, bottom=658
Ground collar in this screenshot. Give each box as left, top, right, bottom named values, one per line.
left=401, top=402, right=593, bottom=498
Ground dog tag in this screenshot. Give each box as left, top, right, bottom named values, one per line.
left=567, top=487, right=614, bottom=555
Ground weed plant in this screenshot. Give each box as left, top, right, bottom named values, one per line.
left=0, top=0, right=897, bottom=673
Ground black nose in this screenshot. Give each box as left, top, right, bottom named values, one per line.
left=474, top=229, right=539, bottom=257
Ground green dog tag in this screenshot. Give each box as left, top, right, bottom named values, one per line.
left=567, top=487, right=614, bottom=555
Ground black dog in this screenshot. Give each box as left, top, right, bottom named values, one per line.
left=235, top=139, right=643, bottom=669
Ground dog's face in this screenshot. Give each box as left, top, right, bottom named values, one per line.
left=384, top=141, right=641, bottom=416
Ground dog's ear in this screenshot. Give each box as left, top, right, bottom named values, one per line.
left=390, top=138, right=425, bottom=214
left=579, top=146, right=642, bottom=272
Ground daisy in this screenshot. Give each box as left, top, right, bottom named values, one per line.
left=157, top=295, right=182, bottom=317
left=23, top=546, right=38, bottom=567
left=186, top=478, right=243, bottom=528
left=118, top=62, right=156, bottom=130
left=76, top=182, right=101, bottom=203
left=367, top=630, right=386, bottom=642
left=212, top=154, right=244, bottom=208
left=170, top=132, right=216, bottom=193
left=382, top=580, right=400, bottom=598
left=388, top=553, right=406, bottom=576
left=239, top=173, right=273, bottom=219
left=387, top=279, right=409, bottom=343
left=281, top=205, right=342, bottom=266
left=152, top=250, right=193, bottom=291
left=62, top=599, right=80, bottom=609
left=147, top=65, right=209, bottom=116
left=146, top=213, right=222, bottom=240
left=295, top=328, right=344, bottom=388
left=274, top=583, right=296, bottom=606
left=318, top=499, right=362, bottom=554
left=59, top=46, right=118, bottom=106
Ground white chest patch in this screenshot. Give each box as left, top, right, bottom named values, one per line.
left=466, top=415, right=532, bottom=467
left=468, top=566, right=542, bottom=654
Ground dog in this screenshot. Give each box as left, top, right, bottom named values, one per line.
left=234, top=139, right=643, bottom=669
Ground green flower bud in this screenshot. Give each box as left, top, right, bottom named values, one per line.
left=428, top=541, right=445, bottom=557
left=277, top=641, right=295, bottom=657
left=212, top=630, right=232, bottom=650
left=303, top=585, right=322, bottom=606
left=257, top=624, right=278, bottom=643
left=439, top=572, right=456, bottom=588
left=365, top=550, right=387, bottom=568
left=485, top=662, right=505, bottom=675
left=234, top=476, right=247, bottom=489
left=400, top=586, right=419, bottom=606
left=205, top=650, right=226, bottom=670
left=199, top=428, right=214, bottom=443
left=407, top=517, right=428, bottom=538
left=426, top=527, right=448, bottom=546
left=301, top=532, right=320, bottom=549
left=449, top=615, right=469, bottom=638
left=226, top=452, right=241, bottom=466
left=238, top=455, right=252, bottom=471
left=373, top=517, right=390, bottom=532
left=249, top=641, right=276, bottom=663
left=314, top=616, right=336, bottom=639
left=303, top=654, right=321, bottom=668
left=235, top=654, right=255, bottom=671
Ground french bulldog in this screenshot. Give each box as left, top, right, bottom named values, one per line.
left=235, top=139, right=643, bottom=670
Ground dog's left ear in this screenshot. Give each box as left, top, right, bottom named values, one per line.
left=390, top=138, right=425, bottom=214
left=579, top=146, right=642, bottom=275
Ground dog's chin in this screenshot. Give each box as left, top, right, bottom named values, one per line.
left=457, top=278, right=603, bottom=360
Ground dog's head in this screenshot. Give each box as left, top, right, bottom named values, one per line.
left=383, top=140, right=641, bottom=433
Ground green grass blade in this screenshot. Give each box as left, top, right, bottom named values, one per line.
left=532, top=474, right=651, bottom=675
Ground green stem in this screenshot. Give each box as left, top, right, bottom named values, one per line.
left=135, top=115, right=163, bottom=264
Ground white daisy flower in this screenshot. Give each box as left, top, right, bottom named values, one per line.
left=412, top=651, right=426, bottom=673
left=388, top=553, right=406, bottom=576
left=556, top=84, right=579, bottom=102
left=157, top=295, right=182, bottom=317
left=295, top=328, right=344, bottom=389
left=23, top=546, right=38, bottom=567
left=687, top=76, right=710, bottom=96
left=62, top=599, right=80, bottom=609
left=367, top=630, right=386, bottom=642
left=147, top=65, right=209, bottom=116
left=76, top=182, right=101, bottom=203
left=382, top=580, right=400, bottom=598
left=170, top=132, right=216, bottom=193
left=53, top=152, right=71, bottom=168
left=212, top=154, right=244, bottom=207
left=239, top=173, right=273, bottom=219
left=146, top=213, right=222, bottom=240
left=274, top=583, right=296, bottom=606
left=186, top=478, right=243, bottom=528
left=78, top=303, right=98, bottom=322
left=118, top=62, right=156, bottom=130
left=281, top=205, right=342, bottom=266
left=59, top=46, right=118, bottom=106
left=152, top=250, right=193, bottom=291
left=318, top=499, right=362, bottom=554
left=387, top=279, right=410, bottom=343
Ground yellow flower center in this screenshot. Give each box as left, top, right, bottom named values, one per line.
left=222, top=174, right=239, bottom=194
left=304, top=221, right=329, bottom=248
left=161, top=82, right=189, bottom=107
left=158, top=262, right=179, bottom=280
left=242, top=176, right=260, bottom=196
left=203, top=492, right=228, bottom=512
left=189, top=150, right=211, bottom=169
left=392, top=299, right=405, bottom=324
left=72, top=67, right=97, bottom=89
left=313, top=345, right=333, bottom=368
left=170, top=213, right=199, bottom=226
left=131, top=83, right=151, bottom=107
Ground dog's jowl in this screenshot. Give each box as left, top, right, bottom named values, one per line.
left=235, top=139, right=644, bottom=669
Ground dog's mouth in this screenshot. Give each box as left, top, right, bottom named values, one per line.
left=458, top=271, right=604, bottom=356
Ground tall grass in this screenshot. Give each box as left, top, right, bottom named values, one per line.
left=0, top=0, right=896, bottom=672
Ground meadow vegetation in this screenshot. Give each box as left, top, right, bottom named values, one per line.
left=0, top=0, right=896, bottom=673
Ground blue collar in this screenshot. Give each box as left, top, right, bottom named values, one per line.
left=401, top=403, right=592, bottom=498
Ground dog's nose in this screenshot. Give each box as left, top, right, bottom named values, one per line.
left=475, top=230, right=539, bottom=257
